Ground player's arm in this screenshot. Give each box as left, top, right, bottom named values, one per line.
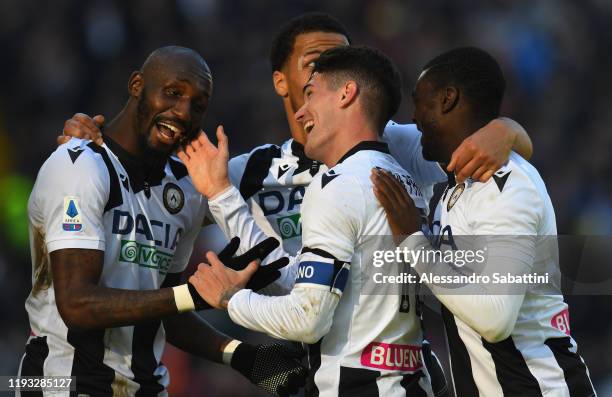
left=386, top=117, right=532, bottom=187
left=163, top=264, right=306, bottom=397
left=160, top=272, right=236, bottom=362
left=448, top=117, right=532, bottom=183
left=178, top=127, right=299, bottom=294
left=372, top=168, right=538, bottom=343
left=51, top=248, right=206, bottom=329
left=189, top=174, right=360, bottom=343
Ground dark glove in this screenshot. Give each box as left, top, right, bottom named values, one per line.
left=219, top=237, right=290, bottom=291
left=231, top=342, right=307, bottom=397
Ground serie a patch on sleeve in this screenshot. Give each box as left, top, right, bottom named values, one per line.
left=295, top=251, right=350, bottom=296
left=62, top=196, right=83, bottom=231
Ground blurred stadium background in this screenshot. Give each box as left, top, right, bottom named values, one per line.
left=0, top=0, right=611, bottom=395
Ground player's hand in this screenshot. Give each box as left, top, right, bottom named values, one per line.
left=219, top=237, right=289, bottom=291
left=230, top=342, right=307, bottom=397
left=448, top=118, right=513, bottom=184
left=177, top=125, right=231, bottom=199
left=57, top=113, right=105, bottom=146
left=371, top=168, right=421, bottom=239
left=189, top=251, right=258, bottom=309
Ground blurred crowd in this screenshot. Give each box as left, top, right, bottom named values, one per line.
left=0, top=0, right=611, bottom=395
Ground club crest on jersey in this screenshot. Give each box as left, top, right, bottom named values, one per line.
left=447, top=183, right=465, bottom=211
left=62, top=196, right=83, bottom=231
left=276, top=213, right=301, bottom=239
left=163, top=183, right=184, bottom=214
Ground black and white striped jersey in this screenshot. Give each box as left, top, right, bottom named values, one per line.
left=225, top=122, right=445, bottom=257
left=409, top=152, right=596, bottom=396
left=225, top=141, right=436, bottom=396
left=21, top=137, right=207, bottom=396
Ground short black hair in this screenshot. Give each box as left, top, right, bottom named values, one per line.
left=313, top=46, right=402, bottom=133
left=422, top=46, right=505, bottom=120
left=270, top=12, right=351, bottom=72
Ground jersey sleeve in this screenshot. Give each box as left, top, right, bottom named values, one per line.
left=31, top=143, right=110, bottom=253
left=228, top=152, right=250, bottom=188
left=383, top=122, right=446, bottom=186
left=207, top=185, right=296, bottom=294
left=402, top=169, right=542, bottom=342
left=227, top=173, right=364, bottom=342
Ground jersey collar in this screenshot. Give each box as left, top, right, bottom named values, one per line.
left=103, top=135, right=167, bottom=195
left=337, top=141, right=390, bottom=164
left=290, top=139, right=322, bottom=176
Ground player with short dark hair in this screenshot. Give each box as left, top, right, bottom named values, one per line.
left=270, top=12, right=352, bottom=73
left=21, top=46, right=305, bottom=397
left=373, top=46, right=596, bottom=396
left=312, top=46, right=402, bottom=133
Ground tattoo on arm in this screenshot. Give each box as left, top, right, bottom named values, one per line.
left=51, top=248, right=179, bottom=330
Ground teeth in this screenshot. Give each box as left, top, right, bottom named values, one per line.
left=158, top=122, right=180, bottom=134
left=304, top=120, right=314, bottom=133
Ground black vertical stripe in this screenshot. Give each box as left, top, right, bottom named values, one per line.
left=338, top=366, right=380, bottom=397
left=132, top=321, right=164, bottom=396
left=239, top=145, right=282, bottom=200
left=400, top=371, right=427, bottom=397
left=67, top=329, right=114, bottom=396
left=421, top=341, right=449, bottom=397
left=19, top=336, right=49, bottom=397
left=544, top=337, right=595, bottom=397
left=306, top=340, right=322, bottom=397
left=168, top=157, right=188, bottom=180
left=481, top=337, right=542, bottom=396
left=441, top=306, right=479, bottom=397
left=87, top=143, right=123, bottom=212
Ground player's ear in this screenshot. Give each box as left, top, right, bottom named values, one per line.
left=441, top=86, right=459, bottom=114
left=273, top=70, right=288, bottom=97
left=339, top=80, right=358, bottom=108
left=128, top=71, right=144, bottom=98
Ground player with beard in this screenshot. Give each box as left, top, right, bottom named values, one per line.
left=21, top=46, right=305, bottom=397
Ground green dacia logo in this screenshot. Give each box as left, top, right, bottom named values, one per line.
left=276, top=213, right=302, bottom=240
left=119, top=240, right=174, bottom=274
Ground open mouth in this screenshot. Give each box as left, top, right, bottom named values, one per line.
left=155, top=120, right=185, bottom=144
left=304, top=120, right=314, bottom=134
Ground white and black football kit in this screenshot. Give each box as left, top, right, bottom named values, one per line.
left=21, top=137, right=207, bottom=396
left=211, top=141, right=437, bottom=396
left=403, top=152, right=596, bottom=396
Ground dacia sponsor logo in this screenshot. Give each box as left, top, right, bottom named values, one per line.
left=276, top=213, right=301, bottom=239
left=112, top=210, right=183, bottom=250
left=119, top=240, right=173, bottom=274
left=258, top=186, right=305, bottom=216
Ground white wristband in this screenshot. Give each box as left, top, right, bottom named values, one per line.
left=173, top=284, right=195, bottom=313
left=222, top=339, right=242, bottom=365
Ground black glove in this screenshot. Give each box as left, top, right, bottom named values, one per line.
left=231, top=342, right=307, bottom=397
left=186, top=237, right=289, bottom=310
left=219, top=237, right=290, bottom=291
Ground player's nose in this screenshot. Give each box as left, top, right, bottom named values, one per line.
left=172, top=97, right=192, bottom=122
left=295, top=104, right=307, bottom=124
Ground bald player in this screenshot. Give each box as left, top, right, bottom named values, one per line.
left=20, top=46, right=305, bottom=397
